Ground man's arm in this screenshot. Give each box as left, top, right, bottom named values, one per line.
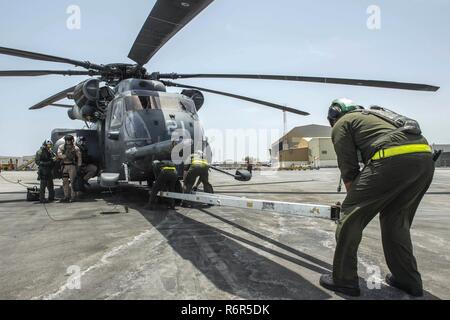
left=332, top=119, right=360, bottom=189
left=35, top=150, right=41, bottom=166
left=344, top=181, right=352, bottom=192
left=75, top=147, right=82, bottom=167
left=57, top=145, right=66, bottom=160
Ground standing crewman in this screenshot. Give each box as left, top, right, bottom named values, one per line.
left=35, top=139, right=56, bottom=203
left=319, top=98, right=435, bottom=297
left=246, top=157, right=253, bottom=174
left=76, top=136, right=97, bottom=187
left=147, top=160, right=178, bottom=210
left=57, top=135, right=82, bottom=202
left=183, top=151, right=213, bottom=195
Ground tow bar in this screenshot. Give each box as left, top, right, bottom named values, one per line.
left=159, top=191, right=340, bottom=221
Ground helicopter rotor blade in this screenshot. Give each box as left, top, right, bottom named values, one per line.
left=49, top=103, right=73, bottom=108
left=0, top=70, right=99, bottom=77
left=29, top=86, right=77, bottom=110
left=163, top=80, right=309, bottom=116
left=157, top=73, right=440, bottom=92
left=0, top=46, right=105, bottom=70
left=128, top=0, right=214, bottom=65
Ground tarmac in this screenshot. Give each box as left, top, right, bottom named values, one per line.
left=0, top=168, right=449, bottom=300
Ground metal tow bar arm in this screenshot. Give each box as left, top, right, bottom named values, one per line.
left=159, top=191, right=340, bottom=221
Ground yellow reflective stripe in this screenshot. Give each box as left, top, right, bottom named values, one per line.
left=192, top=159, right=208, bottom=166
left=162, top=166, right=176, bottom=171
left=371, top=144, right=432, bottom=161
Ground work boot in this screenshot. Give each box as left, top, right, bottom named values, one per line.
left=385, top=274, right=423, bottom=297
left=59, top=198, right=70, bottom=203
left=319, top=273, right=361, bottom=297
left=39, top=199, right=48, bottom=204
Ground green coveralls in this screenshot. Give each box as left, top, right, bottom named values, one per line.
left=35, top=146, right=55, bottom=202
left=331, top=112, right=434, bottom=291
left=148, top=160, right=178, bottom=208
left=184, top=159, right=213, bottom=194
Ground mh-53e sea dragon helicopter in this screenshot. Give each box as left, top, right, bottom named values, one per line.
left=0, top=0, right=439, bottom=187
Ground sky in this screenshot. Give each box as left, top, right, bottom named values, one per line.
left=0, top=0, right=449, bottom=161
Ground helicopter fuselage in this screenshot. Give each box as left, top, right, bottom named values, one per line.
left=53, top=78, right=206, bottom=183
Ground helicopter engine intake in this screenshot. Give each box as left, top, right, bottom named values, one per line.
left=67, top=78, right=102, bottom=122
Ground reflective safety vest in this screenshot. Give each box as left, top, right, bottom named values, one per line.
left=162, top=166, right=176, bottom=171
left=192, top=159, right=208, bottom=167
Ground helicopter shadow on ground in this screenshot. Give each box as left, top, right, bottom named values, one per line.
left=137, top=207, right=332, bottom=299
left=101, top=184, right=440, bottom=300
left=109, top=185, right=331, bottom=299
left=196, top=208, right=440, bottom=300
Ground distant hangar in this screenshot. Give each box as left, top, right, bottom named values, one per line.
left=270, top=124, right=337, bottom=168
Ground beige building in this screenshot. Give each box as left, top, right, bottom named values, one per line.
left=270, top=124, right=337, bottom=168
left=0, top=156, right=35, bottom=170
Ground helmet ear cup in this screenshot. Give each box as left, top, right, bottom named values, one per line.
left=327, top=105, right=343, bottom=127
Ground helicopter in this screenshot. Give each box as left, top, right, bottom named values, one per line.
left=0, top=0, right=439, bottom=188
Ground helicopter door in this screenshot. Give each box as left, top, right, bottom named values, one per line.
left=105, top=98, right=125, bottom=175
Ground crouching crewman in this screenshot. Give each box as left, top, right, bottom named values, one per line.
left=147, top=160, right=178, bottom=210
left=76, top=136, right=98, bottom=188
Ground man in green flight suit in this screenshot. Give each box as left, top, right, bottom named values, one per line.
left=35, top=139, right=56, bottom=203
left=147, top=160, right=178, bottom=210
left=183, top=151, right=213, bottom=195
left=319, top=98, right=435, bottom=297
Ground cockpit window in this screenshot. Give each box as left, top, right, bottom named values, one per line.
left=124, top=112, right=151, bottom=139
left=157, top=96, right=196, bottom=114
left=110, top=99, right=124, bottom=128
left=124, top=94, right=196, bottom=114
left=124, top=96, right=159, bottom=111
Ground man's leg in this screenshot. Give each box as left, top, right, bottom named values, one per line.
left=67, top=165, right=78, bottom=200
left=332, top=196, right=390, bottom=286
left=39, top=178, right=47, bottom=202
left=331, top=161, right=407, bottom=287
left=62, top=166, right=71, bottom=200
left=379, top=156, right=434, bottom=295
left=148, top=174, right=165, bottom=209
left=183, top=168, right=199, bottom=207
left=184, top=169, right=197, bottom=194
left=199, top=169, right=213, bottom=193
left=167, top=174, right=177, bottom=209
left=47, top=179, right=55, bottom=201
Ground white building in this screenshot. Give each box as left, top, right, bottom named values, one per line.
left=270, top=124, right=337, bottom=168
